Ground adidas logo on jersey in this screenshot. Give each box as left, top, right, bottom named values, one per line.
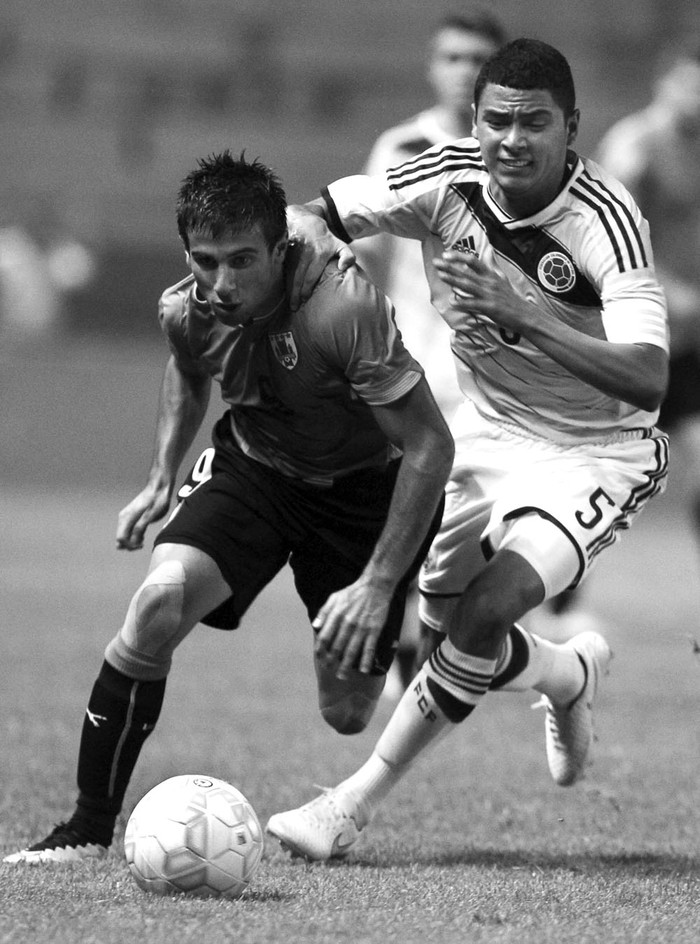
left=451, top=236, right=479, bottom=256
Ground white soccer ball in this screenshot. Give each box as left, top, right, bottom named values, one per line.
left=124, top=774, right=264, bottom=899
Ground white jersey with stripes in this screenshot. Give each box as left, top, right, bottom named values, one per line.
left=323, top=139, right=669, bottom=444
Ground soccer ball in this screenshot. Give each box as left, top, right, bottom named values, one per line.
left=124, top=774, right=264, bottom=899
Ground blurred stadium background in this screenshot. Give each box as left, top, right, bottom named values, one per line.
left=0, top=0, right=699, bottom=345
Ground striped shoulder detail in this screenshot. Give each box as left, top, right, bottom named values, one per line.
left=570, top=169, right=648, bottom=273
left=386, top=142, right=484, bottom=192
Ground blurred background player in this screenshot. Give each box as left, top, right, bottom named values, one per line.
left=596, top=36, right=700, bottom=582
left=0, top=196, right=96, bottom=346
left=357, top=8, right=505, bottom=418
left=355, top=8, right=506, bottom=696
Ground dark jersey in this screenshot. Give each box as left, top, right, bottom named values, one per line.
left=159, top=262, right=423, bottom=484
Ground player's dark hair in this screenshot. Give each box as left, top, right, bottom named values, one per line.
left=474, top=38, right=577, bottom=117
left=177, top=151, right=287, bottom=250
left=436, top=8, right=506, bottom=47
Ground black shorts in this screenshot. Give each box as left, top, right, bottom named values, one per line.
left=154, top=414, right=443, bottom=674
left=658, top=350, right=700, bottom=429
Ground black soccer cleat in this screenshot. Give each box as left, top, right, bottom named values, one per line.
left=3, top=820, right=110, bottom=865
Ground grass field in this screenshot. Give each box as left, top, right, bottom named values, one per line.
left=1, top=341, right=699, bottom=943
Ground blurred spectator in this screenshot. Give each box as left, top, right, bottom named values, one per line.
left=0, top=197, right=96, bottom=344
left=356, top=9, right=505, bottom=423
left=354, top=9, right=506, bottom=696
left=596, top=36, right=700, bottom=574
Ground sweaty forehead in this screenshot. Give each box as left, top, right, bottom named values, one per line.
left=477, top=83, right=560, bottom=114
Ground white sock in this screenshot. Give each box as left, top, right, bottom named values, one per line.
left=337, top=666, right=456, bottom=812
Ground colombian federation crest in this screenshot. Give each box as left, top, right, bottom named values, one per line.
left=537, top=251, right=576, bottom=293
left=269, top=331, right=298, bottom=370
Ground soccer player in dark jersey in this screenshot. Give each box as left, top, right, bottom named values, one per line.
left=4, top=152, right=454, bottom=864
left=266, top=39, right=670, bottom=861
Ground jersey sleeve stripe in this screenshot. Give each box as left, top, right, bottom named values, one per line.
left=580, top=172, right=648, bottom=265
left=571, top=174, right=648, bottom=272
left=386, top=143, right=484, bottom=191
left=320, top=186, right=352, bottom=243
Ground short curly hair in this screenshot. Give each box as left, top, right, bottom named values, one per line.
left=474, top=38, right=576, bottom=117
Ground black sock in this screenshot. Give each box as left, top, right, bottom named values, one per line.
left=425, top=675, right=476, bottom=723
left=490, top=625, right=530, bottom=690
left=75, top=660, right=166, bottom=834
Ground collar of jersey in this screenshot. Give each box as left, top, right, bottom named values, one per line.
left=482, top=152, right=583, bottom=229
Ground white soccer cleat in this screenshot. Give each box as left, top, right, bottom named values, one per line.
left=3, top=822, right=109, bottom=865
left=542, top=630, right=612, bottom=786
left=266, top=788, right=370, bottom=862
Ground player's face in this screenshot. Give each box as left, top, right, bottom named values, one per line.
left=186, top=225, right=287, bottom=326
left=428, top=28, right=499, bottom=115
left=473, top=84, right=579, bottom=218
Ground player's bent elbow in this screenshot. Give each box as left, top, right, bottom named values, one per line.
left=629, top=347, right=669, bottom=412
left=631, top=378, right=668, bottom=413
left=430, top=432, right=456, bottom=477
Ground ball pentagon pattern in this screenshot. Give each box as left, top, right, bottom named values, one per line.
left=124, top=774, right=263, bottom=899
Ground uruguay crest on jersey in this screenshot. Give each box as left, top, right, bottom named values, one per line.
left=269, top=331, right=298, bottom=370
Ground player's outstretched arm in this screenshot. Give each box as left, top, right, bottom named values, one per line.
left=286, top=200, right=356, bottom=310
left=314, top=378, right=454, bottom=678
left=116, top=355, right=211, bottom=550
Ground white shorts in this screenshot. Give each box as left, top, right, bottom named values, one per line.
left=418, top=401, right=669, bottom=631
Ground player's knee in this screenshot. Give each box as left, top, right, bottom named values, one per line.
left=320, top=706, right=369, bottom=735
left=125, top=560, right=187, bottom=655
left=320, top=693, right=377, bottom=735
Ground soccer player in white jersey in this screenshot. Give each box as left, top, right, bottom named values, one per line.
left=4, top=152, right=453, bottom=864
left=596, top=36, right=700, bottom=595
left=266, top=38, right=670, bottom=861
left=356, top=9, right=506, bottom=696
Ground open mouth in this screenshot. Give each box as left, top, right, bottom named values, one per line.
left=499, top=157, right=530, bottom=169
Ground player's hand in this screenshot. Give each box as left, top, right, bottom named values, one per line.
left=312, top=579, right=393, bottom=679
left=286, top=215, right=355, bottom=311
left=116, top=484, right=172, bottom=551
left=434, top=250, right=528, bottom=333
